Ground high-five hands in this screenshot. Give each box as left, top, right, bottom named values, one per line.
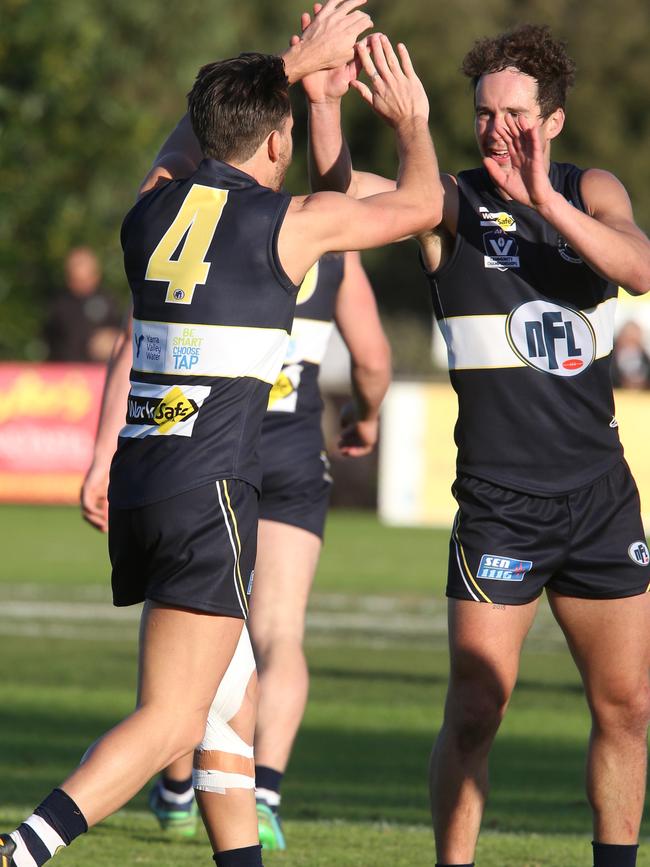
left=352, top=33, right=429, bottom=128
left=483, top=114, right=554, bottom=210
left=297, top=3, right=363, bottom=104
left=295, top=0, right=372, bottom=77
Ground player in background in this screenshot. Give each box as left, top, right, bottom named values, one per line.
left=81, top=250, right=391, bottom=849
left=304, top=19, right=650, bottom=867
left=0, top=16, right=441, bottom=867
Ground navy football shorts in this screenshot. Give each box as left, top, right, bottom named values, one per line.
left=258, top=431, right=332, bottom=539
left=447, top=460, right=650, bottom=605
left=109, top=479, right=257, bottom=617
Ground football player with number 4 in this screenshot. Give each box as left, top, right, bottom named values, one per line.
left=305, top=18, right=650, bottom=867
left=0, top=5, right=442, bottom=867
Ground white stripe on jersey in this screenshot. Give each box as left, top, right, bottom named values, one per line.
left=132, top=319, right=289, bottom=383
left=285, top=318, right=334, bottom=366
left=439, top=297, right=616, bottom=371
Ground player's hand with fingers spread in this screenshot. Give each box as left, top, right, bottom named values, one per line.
left=352, top=33, right=429, bottom=128
left=298, top=5, right=362, bottom=104
left=484, top=113, right=555, bottom=210
left=291, top=0, right=373, bottom=81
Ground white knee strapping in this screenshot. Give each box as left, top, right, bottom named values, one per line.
left=193, top=625, right=257, bottom=794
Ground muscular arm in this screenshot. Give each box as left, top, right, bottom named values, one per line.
left=80, top=314, right=133, bottom=531
left=308, top=94, right=397, bottom=199
left=538, top=169, right=650, bottom=295
left=280, top=37, right=443, bottom=282
left=335, top=252, right=391, bottom=457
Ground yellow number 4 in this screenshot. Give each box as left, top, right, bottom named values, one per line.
left=145, top=184, right=229, bottom=304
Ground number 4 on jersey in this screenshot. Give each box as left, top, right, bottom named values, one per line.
left=146, top=184, right=229, bottom=304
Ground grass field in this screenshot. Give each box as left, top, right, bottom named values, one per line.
left=0, top=505, right=648, bottom=866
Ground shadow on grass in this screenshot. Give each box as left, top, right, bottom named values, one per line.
left=310, top=664, right=585, bottom=695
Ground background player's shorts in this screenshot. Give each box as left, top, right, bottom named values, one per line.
left=109, top=479, right=257, bottom=617
left=258, top=438, right=332, bottom=539
left=448, top=460, right=650, bottom=605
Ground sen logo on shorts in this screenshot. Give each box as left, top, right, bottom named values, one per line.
left=478, top=554, right=533, bottom=582
left=628, top=541, right=650, bottom=567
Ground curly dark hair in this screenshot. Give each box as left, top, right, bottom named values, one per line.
left=188, top=53, right=290, bottom=163
left=461, top=24, right=576, bottom=117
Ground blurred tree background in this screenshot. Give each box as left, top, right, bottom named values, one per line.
left=1, top=0, right=648, bottom=366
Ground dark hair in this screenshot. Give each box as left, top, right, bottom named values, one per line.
left=461, top=24, right=576, bottom=117
left=188, top=52, right=290, bottom=163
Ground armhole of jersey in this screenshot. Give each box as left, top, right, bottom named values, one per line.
left=268, top=194, right=301, bottom=295
left=571, top=166, right=588, bottom=215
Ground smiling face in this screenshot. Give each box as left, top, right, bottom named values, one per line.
left=474, top=67, right=563, bottom=170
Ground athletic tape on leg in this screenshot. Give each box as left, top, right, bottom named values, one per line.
left=193, top=626, right=256, bottom=793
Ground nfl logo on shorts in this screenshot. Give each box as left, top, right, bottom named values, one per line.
left=628, top=541, right=650, bottom=566
left=478, top=554, right=533, bottom=582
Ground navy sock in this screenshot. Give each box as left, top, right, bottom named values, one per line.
left=160, top=775, right=193, bottom=795
left=592, top=842, right=638, bottom=867
left=213, top=844, right=264, bottom=867
left=255, top=765, right=283, bottom=795
left=11, top=789, right=87, bottom=865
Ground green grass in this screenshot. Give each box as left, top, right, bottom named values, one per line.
left=0, top=505, right=648, bottom=866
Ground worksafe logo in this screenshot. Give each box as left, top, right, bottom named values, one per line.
left=506, top=300, right=595, bottom=377
left=483, top=229, right=520, bottom=271
left=478, top=555, right=533, bottom=582
left=628, top=541, right=650, bottom=567
left=479, top=207, right=517, bottom=232
left=126, top=386, right=199, bottom=434
left=267, top=364, right=302, bottom=413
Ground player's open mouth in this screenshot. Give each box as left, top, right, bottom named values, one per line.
left=489, top=149, right=510, bottom=164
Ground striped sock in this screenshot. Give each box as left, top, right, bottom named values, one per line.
left=255, top=766, right=283, bottom=812
left=10, top=789, right=87, bottom=866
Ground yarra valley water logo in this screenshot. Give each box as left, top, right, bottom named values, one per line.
left=506, top=300, right=595, bottom=377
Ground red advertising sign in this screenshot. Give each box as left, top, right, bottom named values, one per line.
left=0, top=363, right=106, bottom=504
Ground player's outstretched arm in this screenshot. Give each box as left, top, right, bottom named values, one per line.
left=80, top=313, right=133, bottom=532
left=305, top=29, right=398, bottom=200
left=335, top=251, right=391, bottom=457
left=280, top=35, right=443, bottom=281
left=137, top=1, right=371, bottom=199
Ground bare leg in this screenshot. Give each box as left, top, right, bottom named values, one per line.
left=430, top=598, right=539, bottom=864
left=61, top=602, right=243, bottom=828
left=249, top=520, right=322, bottom=771
left=161, top=754, right=194, bottom=782
left=549, top=591, right=650, bottom=843
left=197, top=668, right=259, bottom=852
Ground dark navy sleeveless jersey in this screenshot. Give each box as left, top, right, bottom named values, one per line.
left=264, top=254, right=343, bottom=418
left=424, top=162, right=622, bottom=496
left=260, top=252, right=343, bottom=465
left=109, top=159, right=298, bottom=508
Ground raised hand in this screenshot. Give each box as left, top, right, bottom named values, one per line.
left=351, top=33, right=429, bottom=128
left=294, top=0, right=372, bottom=81
left=483, top=114, right=554, bottom=209
left=298, top=5, right=361, bottom=104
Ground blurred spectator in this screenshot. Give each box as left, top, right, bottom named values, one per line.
left=611, top=320, right=650, bottom=390
left=44, top=247, right=122, bottom=362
